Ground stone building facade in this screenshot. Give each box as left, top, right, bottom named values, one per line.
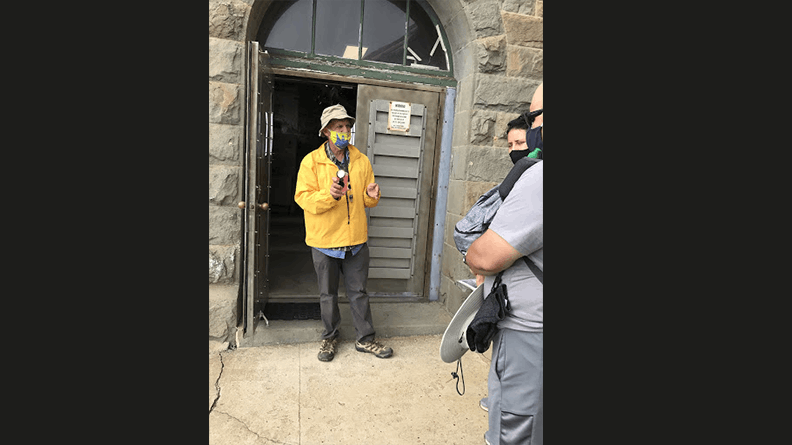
left=209, top=0, right=543, bottom=345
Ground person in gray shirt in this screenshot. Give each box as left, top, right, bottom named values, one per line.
left=465, top=83, right=543, bottom=445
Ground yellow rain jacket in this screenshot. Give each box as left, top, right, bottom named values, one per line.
left=294, top=143, right=380, bottom=248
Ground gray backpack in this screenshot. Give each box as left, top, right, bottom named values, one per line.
left=453, top=157, right=542, bottom=283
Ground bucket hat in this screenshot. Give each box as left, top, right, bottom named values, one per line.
left=318, top=104, right=356, bottom=137
left=439, top=284, right=485, bottom=363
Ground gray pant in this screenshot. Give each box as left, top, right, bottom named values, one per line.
left=486, top=329, right=543, bottom=445
left=311, top=244, right=375, bottom=343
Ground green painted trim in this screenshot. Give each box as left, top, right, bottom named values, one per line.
left=268, top=55, right=457, bottom=87
left=415, top=0, right=453, bottom=74
left=265, top=48, right=454, bottom=78
left=404, top=0, right=410, bottom=66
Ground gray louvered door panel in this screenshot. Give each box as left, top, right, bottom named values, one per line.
left=367, top=100, right=426, bottom=281
left=355, top=84, right=441, bottom=298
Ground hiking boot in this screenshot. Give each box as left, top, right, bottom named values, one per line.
left=355, top=339, right=393, bottom=358
left=318, top=337, right=338, bottom=362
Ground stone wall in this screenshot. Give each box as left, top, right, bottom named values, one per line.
left=438, top=0, right=543, bottom=315
left=207, top=0, right=543, bottom=342
left=209, top=0, right=253, bottom=344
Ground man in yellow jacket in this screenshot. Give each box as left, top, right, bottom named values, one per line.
left=295, top=104, right=393, bottom=362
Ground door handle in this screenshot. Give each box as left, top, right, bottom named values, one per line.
left=237, top=201, right=269, bottom=211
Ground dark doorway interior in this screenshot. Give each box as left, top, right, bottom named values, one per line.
left=267, top=76, right=358, bottom=300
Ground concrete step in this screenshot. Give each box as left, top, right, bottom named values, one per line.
left=238, top=301, right=453, bottom=348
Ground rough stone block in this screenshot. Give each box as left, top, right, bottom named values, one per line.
left=441, top=242, right=474, bottom=286
left=470, top=110, right=497, bottom=145
left=209, top=123, right=242, bottom=164
left=209, top=244, right=238, bottom=284
left=493, top=111, right=514, bottom=147
left=467, top=1, right=504, bottom=38
left=465, top=180, right=498, bottom=211
left=209, top=37, right=244, bottom=84
left=446, top=179, right=466, bottom=215
left=474, top=75, right=541, bottom=112
left=444, top=212, right=463, bottom=250
left=475, top=35, right=507, bottom=74
left=454, top=77, right=475, bottom=115
left=440, top=204, right=483, bottom=314
left=506, top=45, right=543, bottom=79
left=209, top=205, right=241, bottom=245
left=503, top=0, right=536, bottom=15
left=444, top=276, right=468, bottom=315
left=209, top=81, right=242, bottom=125
left=209, top=284, right=239, bottom=341
left=451, top=110, right=471, bottom=148
left=440, top=274, right=452, bottom=307
left=466, top=146, right=511, bottom=182
left=502, top=11, right=543, bottom=48
left=450, top=144, right=469, bottom=181
left=209, top=0, right=249, bottom=41
left=209, top=165, right=240, bottom=206
left=532, top=49, right=543, bottom=77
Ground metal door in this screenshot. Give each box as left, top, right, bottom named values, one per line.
left=355, top=85, right=441, bottom=297
left=241, top=41, right=273, bottom=337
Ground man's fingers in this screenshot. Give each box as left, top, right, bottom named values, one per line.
left=330, top=179, right=344, bottom=199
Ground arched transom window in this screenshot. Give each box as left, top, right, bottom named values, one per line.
left=258, top=0, right=451, bottom=73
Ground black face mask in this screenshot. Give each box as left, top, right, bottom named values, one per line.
left=509, top=125, right=543, bottom=164
left=509, top=109, right=543, bottom=164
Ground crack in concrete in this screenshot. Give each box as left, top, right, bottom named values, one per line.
left=208, top=351, right=295, bottom=445
left=214, top=410, right=296, bottom=445
left=208, top=347, right=305, bottom=445
left=209, top=351, right=225, bottom=414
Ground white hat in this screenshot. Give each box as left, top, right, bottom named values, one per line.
left=318, top=104, right=356, bottom=137
left=439, top=284, right=485, bottom=363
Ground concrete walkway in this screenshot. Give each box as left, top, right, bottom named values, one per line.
left=209, top=335, right=492, bottom=445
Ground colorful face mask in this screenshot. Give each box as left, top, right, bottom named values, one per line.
left=329, top=130, right=351, bottom=149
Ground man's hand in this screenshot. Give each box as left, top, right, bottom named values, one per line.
left=366, top=183, right=380, bottom=199
left=330, top=177, right=345, bottom=200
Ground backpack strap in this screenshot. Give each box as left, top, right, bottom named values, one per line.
left=499, top=157, right=540, bottom=201
left=498, top=157, right=543, bottom=284
left=523, top=257, right=543, bottom=284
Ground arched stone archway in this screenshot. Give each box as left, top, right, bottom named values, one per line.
left=208, top=0, right=543, bottom=344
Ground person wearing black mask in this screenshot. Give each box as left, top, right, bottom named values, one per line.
left=506, top=82, right=543, bottom=164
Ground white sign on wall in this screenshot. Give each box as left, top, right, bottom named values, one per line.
left=387, top=101, right=411, bottom=132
